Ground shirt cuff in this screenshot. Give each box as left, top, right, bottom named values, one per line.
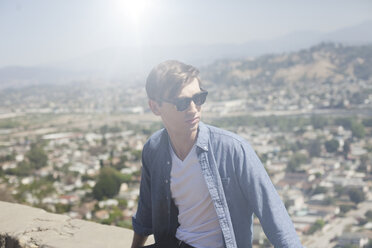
left=132, top=216, right=153, bottom=236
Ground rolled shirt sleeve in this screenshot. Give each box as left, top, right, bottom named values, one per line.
left=236, top=142, right=302, bottom=247
left=132, top=144, right=153, bottom=236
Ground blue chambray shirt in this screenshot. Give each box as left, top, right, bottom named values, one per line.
left=132, top=122, right=302, bottom=248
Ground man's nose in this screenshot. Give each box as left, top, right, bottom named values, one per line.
left=187, top=100, right=198, bottom=112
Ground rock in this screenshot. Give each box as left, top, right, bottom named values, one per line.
left=0, top=201, right=154, bottom=248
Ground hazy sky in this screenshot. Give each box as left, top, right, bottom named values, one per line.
left=1, top=0, right=371, bottom=67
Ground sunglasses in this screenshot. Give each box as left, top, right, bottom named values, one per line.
left=162, top=90, right=208, bottom=111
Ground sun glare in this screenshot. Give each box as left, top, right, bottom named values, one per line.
left=114, top=0, right=152, bottom=26
left=108, top=0, right=164, bottom=47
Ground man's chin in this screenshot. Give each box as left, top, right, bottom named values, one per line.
left=186, top=118, right=199, bottom=129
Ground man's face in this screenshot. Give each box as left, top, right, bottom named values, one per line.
left=151, top=78, right=203, bottom=135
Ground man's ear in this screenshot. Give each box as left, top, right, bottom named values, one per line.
left=148, top=99, right=161, bottom=116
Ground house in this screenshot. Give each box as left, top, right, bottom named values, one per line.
left=276, top=172, right=313, bottom=191
left=284, top=189, right=305, bottom=214
left=307, top=204, right=340, bottom=221
left=252, top=219, right=266, bottom=245
left=94, top=209, right=109, bottom=220
left=337, top=232, right=368, bottom=248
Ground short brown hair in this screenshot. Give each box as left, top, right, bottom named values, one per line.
left=146, top=60, right=201, bottom=102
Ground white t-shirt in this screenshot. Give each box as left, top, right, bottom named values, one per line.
left=170, top=144, right=224, bottom=248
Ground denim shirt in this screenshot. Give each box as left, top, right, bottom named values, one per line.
left=132, top=122, right=302, bottom=248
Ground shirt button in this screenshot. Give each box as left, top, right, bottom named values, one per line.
left=165, top=179, right=168, bottom=183
left=167, top=161, right=170, bottom=165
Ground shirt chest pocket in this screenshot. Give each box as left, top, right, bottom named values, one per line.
left=221, top=177, right=231, bottom=199
left=221, top=177, right=230, bottom=185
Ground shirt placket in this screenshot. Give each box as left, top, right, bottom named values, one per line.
left=198, top=150, right=237, bottom=248
left=164, top=157, right=173, bottom=233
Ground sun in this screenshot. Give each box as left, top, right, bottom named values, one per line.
left=128, top=1, right=148, bottom=24
left=113, top=0, right=151, bottom=26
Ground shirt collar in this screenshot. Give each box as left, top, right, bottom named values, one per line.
left=195, top=121, right=209, bottom=152
left=161, top=121, right=209, bottom=152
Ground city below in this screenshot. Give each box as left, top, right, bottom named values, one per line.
left=0, top=42, right=371, bottom=248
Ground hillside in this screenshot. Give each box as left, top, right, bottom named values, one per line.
left=0, top=43, right=371, bottom=114
left=201, top=43, right=372, bottom=112
left=203, top=43, right=372, bottom=85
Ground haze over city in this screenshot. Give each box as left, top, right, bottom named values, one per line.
left=0, top=1, right=371, bottom=247
left=1, top=0, right=372, bottom=67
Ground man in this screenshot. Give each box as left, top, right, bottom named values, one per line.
left=131, top=60, right=302, bottom=248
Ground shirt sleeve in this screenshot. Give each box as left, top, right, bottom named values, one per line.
left=132, top=144, right=153, bottom=236
left=236, top=142, right=303, bottom=247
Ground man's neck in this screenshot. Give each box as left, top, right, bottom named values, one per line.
left=168, top=128, right=198, bottom=161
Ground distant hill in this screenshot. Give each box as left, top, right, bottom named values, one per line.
left=48, top=20, right=372, bottom=76
left=201, top=42, right=372, bottom=86
left=0, top=43, right=371, bottom=113
left=200, top=43, right=372, bottom=111
left=0, top=20, right=371, bottom=88
left=0, top=66, right=85, bottom=89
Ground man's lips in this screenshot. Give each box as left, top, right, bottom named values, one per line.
left=186, top=116, right=199, bottom=124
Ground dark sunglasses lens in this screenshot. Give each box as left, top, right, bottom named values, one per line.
left=174, top=91, right=208, bottom=111
left=176, top=99, right=191, bottom=111
left=193, top=92, right=208, bottom=106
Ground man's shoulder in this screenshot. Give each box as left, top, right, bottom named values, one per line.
left=143, top=128, right=167, bottom=151
left=202, top=123, right=258, bottom=162
left=203, top=123, right=246, bottom=145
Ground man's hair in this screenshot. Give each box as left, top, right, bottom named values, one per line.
left=146, top=60, right=201, bottom=102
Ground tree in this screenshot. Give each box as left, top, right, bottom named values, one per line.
left=357, top=154, right=369, bottom=172
left=55, top=203, right=71, bottom=214
left=131, top=149, right=142, bottom=161
left=366, top=240, right=372, bottom=248
left=362, top=118, right=372, bottom=127
left=351, top=122, right=365, bottom=139
left=93, top=167, right=127, bottom=200
left=99, top=159, right=104, bottom=168
left=308, top=140, right=322, bottom=157
left=312, top=186, right=327, bottom=195
left=311, top=116, right=328, bottom=129
left=26, top=143, right=48, bottom=169
left=15, top=178, right=55, bottom=203
left=348, top=188, right=365, bottom=205
left=323, top=196, right=335, bottom=206
left=365, top=210, right=372, bottom=221
left=360, top=155, right=369, bottom=167
left=307, top=219, right=325, bottom=235
left=101, top=136, right=107, bottom=146
left=340, top=205, right=353, bottom=214
left=0, top=151, right=16, bottom=163
left=354, top=62, right=371, bottom=80
left=93, top=177, right=118, bottom=201
left=116, top=155, right=128, bottom=170
left=118, top=199, right=128, bottom=208
left=335, top=185, right=347, bottom=197
left=6, top=161, right=32, bottom=176
left=334, top=118, right=353, bottom=129
left=286, top=153, right=308, bottom=172
left=341, top=244, right=360, bottom=248
left=325, top=139, right=339, bottom=153
left=99, top=125, right=109, bottom=134
left=343, top=140, right=351, bottom=159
